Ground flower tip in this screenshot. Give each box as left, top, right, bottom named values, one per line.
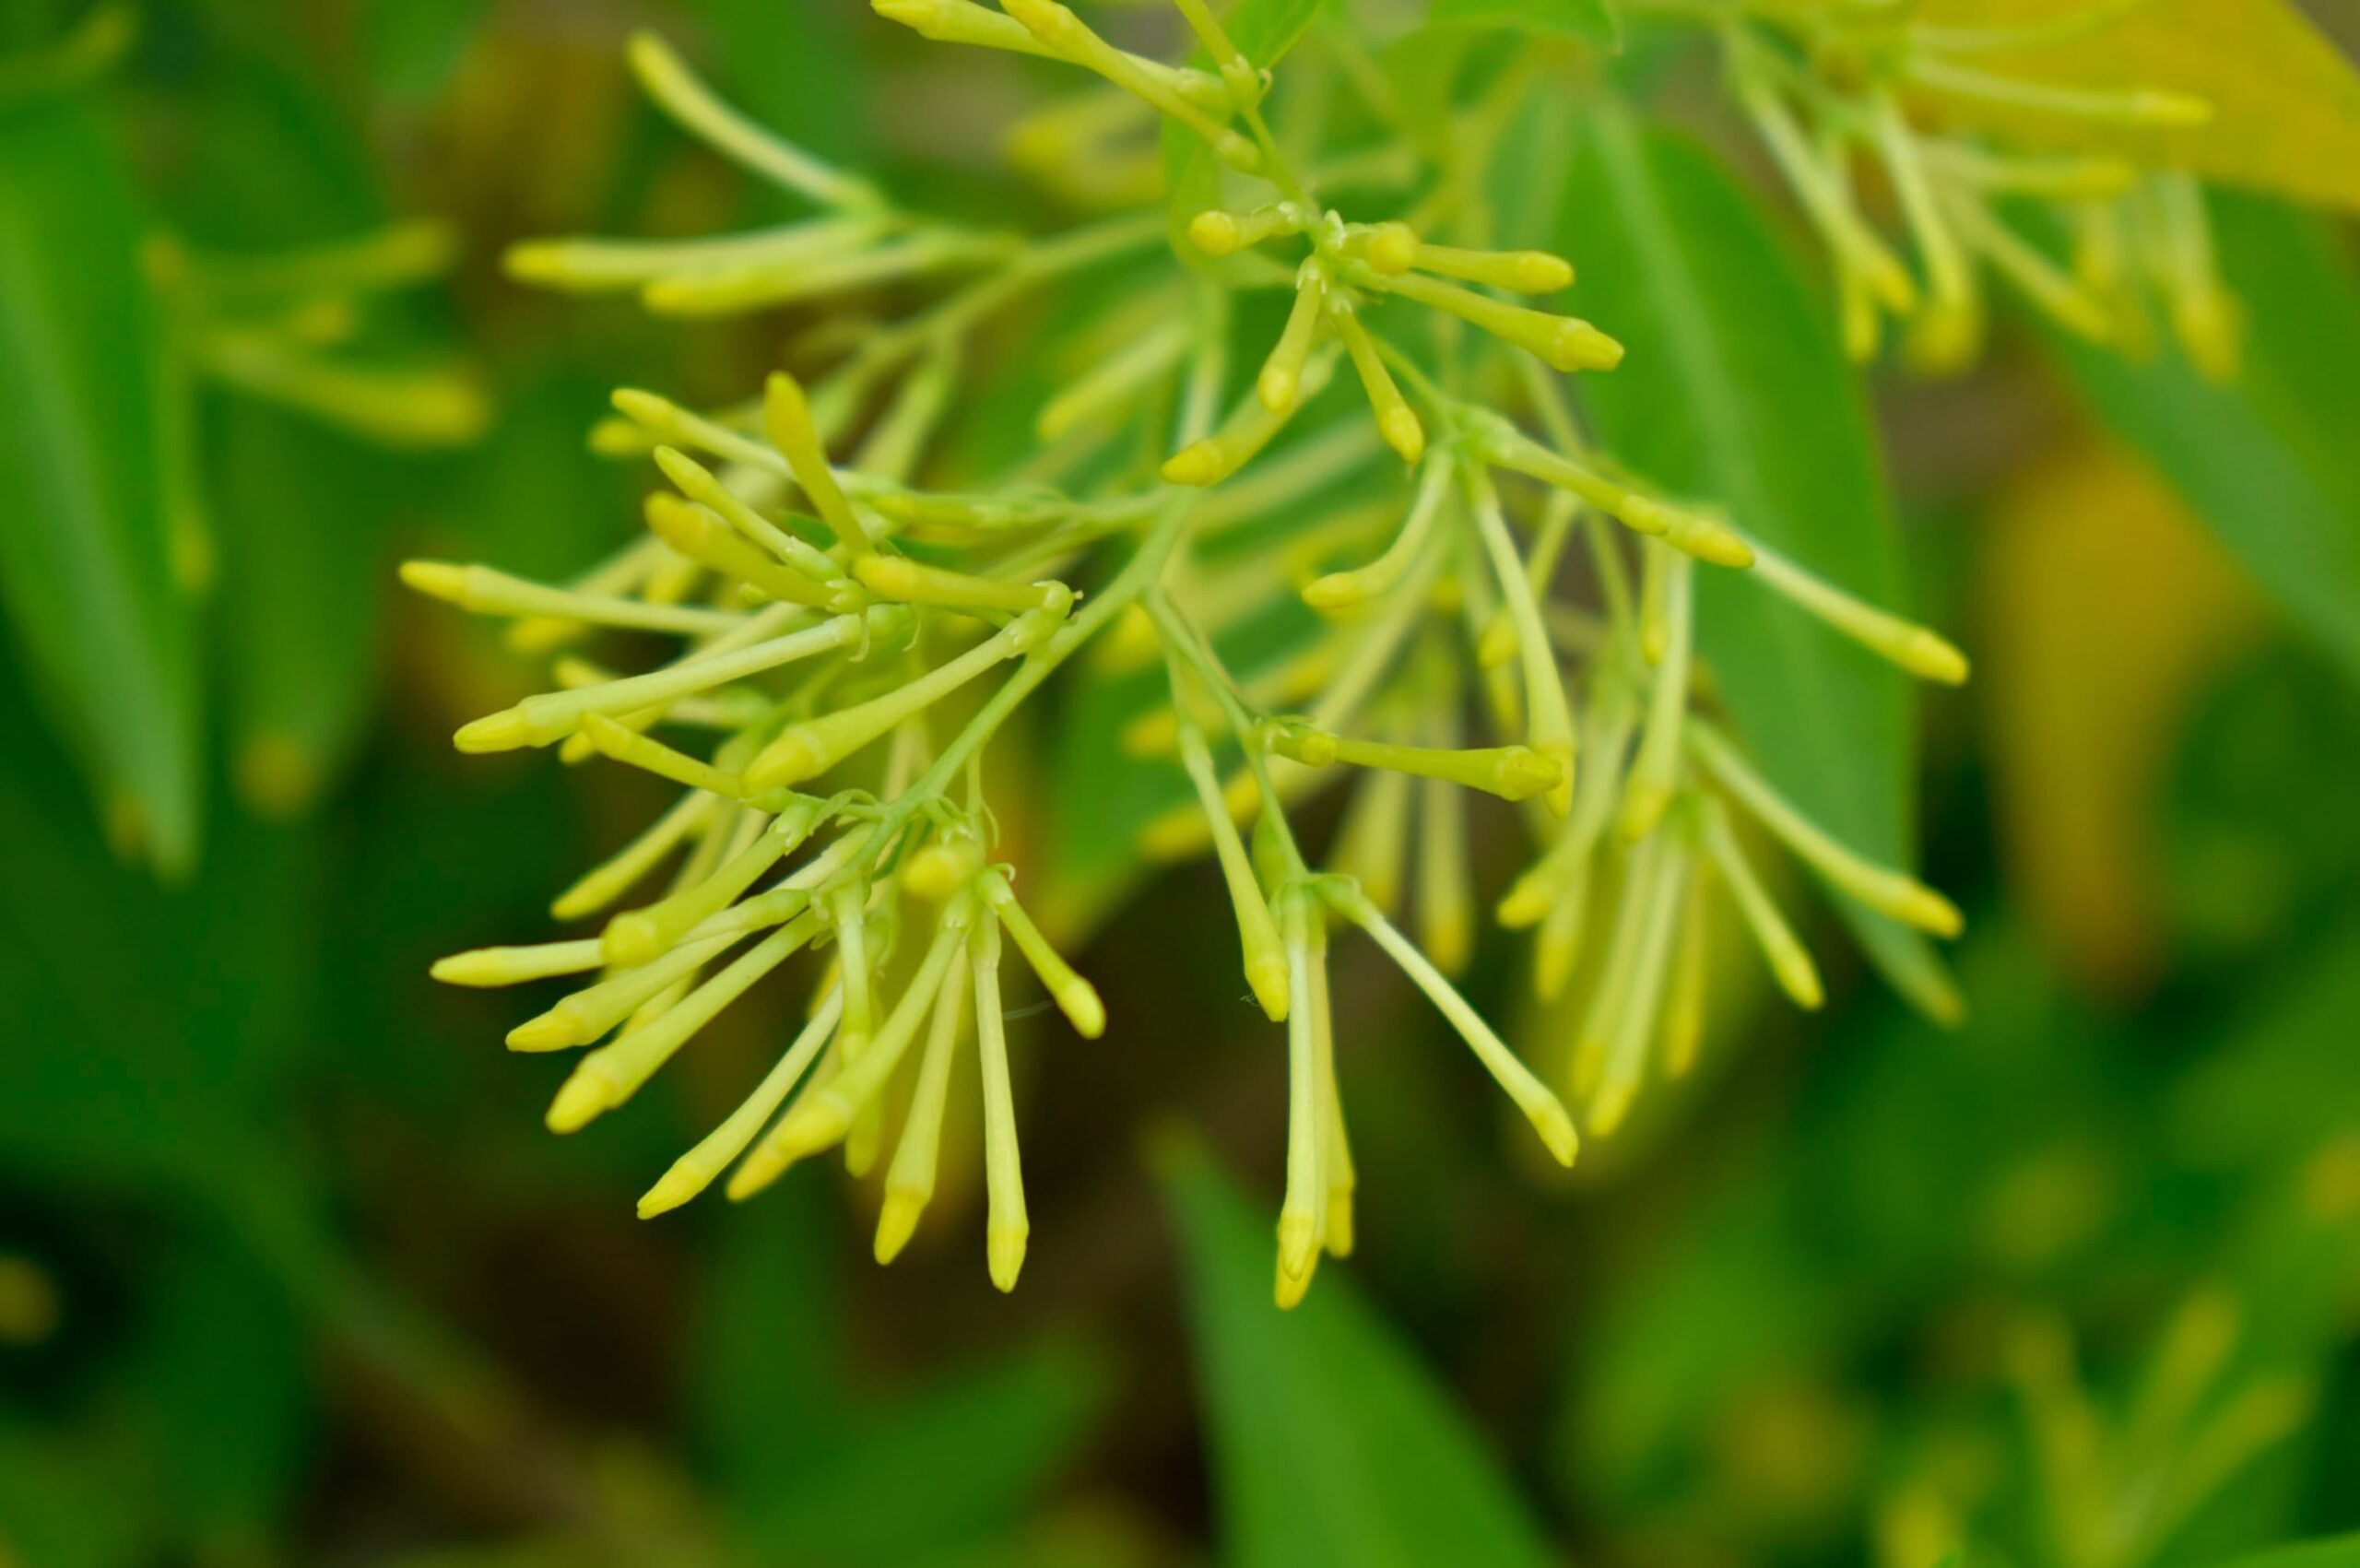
left=1778, top=950, right=1826, bottom=1011
left=725, top=1147, right=785, bottom=1201
left=502, top=241, right=566, bottom=284
left=1547, top=321, right=1624, bottom=373
left=1160, top=441, right=1225, bottom=488
left=1619, top=780, right=1673, bottom=843
left=637, top=1163, right=705, bottom=1219
left=769, top=1100, right=854, bottom=1166
left=1906, top=631, right=1971, bottom=686
left=1257, top=365, right=1300, bottom=417
left=546, top=1068, right=612, bottom=1134
left=1495, top=875, right=1556, bottom=931
left=1585, top=1081, right=1633, bottom=1141
left=1299, top=572, right=1364, bottom=611
left=1057, top=980, right=1108, bottom=1040
left=1188, top=210, right=1243, bottom=257
left=1247, top=953, right=1292, bottom=1022
left=454, top=709, right=534, bottom=754
left=430, top=949, right=502, bottom=986
left=1494, top=748, right=1565, bottom=805
left=601, top=913, right=665, bottom=970
left=874, top=1189, right=926, bottom=1264
left=1378, top=406, right=1425, bottom=466
left=1324, top=1193, right=1355, bottom=1257
left=1897, top=884, right=1965, bottom=940
left=1277, top=1208, right=1321, bottom=1279
left=1533, top=1097, right=1582, bottom=1166
left=1364, top=222, right=1418, bottom=277
left=1272, top=1249, right=1317, bottom=1310
left=1513, top=252, right=1575, bottom=293
left=399, top=560, right=468, bottom=603
left=987, top=1223, right=1029, bottom=1291
left=506, top=1008, right=581, bottom=1053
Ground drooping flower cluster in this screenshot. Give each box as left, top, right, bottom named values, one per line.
left=417, top=4, right=1979, bottom=1305
left=1686, top=0, right=2240, bottom=375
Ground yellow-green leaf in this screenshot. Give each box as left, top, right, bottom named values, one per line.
left=1904, top=0, right=2360, bottom=212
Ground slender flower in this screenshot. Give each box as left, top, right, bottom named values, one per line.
left=412, top=1, right=1980, bottom=1302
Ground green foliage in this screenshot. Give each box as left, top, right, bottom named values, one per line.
left=0, top=96, right=200, bottom=874
left=2057, top=193, right=2360, bottom=690
left=1160, top=1138, right=1558, bottom=1568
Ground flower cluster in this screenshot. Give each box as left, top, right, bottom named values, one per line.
left=1681, top=0, right=2240, bottom=375
left=418, top=5, right=1971, bottom=1304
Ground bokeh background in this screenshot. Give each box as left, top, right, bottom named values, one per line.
left=4, top=2, right=2360, bottom=1564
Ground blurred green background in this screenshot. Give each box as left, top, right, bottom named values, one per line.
left=4, top=2, right=2360, bottom=1564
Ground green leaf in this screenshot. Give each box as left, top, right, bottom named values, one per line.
left=212, top=399, right=405, bottom=816
left=2193, top=1535, right=2360, bottom=1568
left=1427, top=0, right=1618, bottom=47
left=1893, top=0, right=2360, bottom=214
left=2051, top=193, right=2360, bottom=690
left=1564, top=103, right=1959, bottom=1020
left=0, top=97, right=202, bottom=874
left=1158, top=1139, right=1559, bottom=1568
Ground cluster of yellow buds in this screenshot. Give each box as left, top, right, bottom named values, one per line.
left=416, top=2, right=1973, bottom=1304
left=1700, top=0, right=2240, bottom=374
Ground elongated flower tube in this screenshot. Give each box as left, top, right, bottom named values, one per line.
left=411, top=3, right=1976, bottom=1303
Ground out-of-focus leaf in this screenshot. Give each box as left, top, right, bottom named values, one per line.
left=2159, top=649, right=2360, bottom=960
left=0, top=1423, right=148, bottom=1568
left=1566, top=103, right=1958, bottom=1020
left=1159, top=1139, right=1558, bottom=1568
left=691, top=1181, right=850, bottom=1496
left=1900, top=0, right=2360, bottom=213
left=128, top=1233, right=312, bottom=1550
left=2164, top=920, right=2360, bottom=1179
left=0, top=98, right=201, bottom=874
left=1428, top=0, right=1617, bottom=46
left=2054, top=193, right=2360, bottom=690
left=749, top=1342, right=1111, bottom=1562
left=365, top=0, right=491, bottom=107
left=1977, top=441, right=2266, bottom=997
left=212, top=400, right=407, bottom=815
left=690, top=0, right=872, bottom=168
left=0, top=672, right=324, bottom=1196
left=2195, top=1539, right=2360, bottom=1568
left=695, top=1185, right=1110, bottom=1563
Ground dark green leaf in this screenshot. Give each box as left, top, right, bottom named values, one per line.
left=1159, top=1139, right=1558, bottom=1568
left=2194, top=1535, right=2360, bottom=1568
left=212, top=399, right=403, bottom=816
left=1428, top=0, right=1619, bottom=47
left=0, top=97, right=202, bottom=874
left=2053, top=192, right=2360, bottom=690
left=1565, top=103, right=1959, bottom=1020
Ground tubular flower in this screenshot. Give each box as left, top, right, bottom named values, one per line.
left=416, top=3, right=1975, bottom=1305
left=1695, top=0, right=2240, bottom=375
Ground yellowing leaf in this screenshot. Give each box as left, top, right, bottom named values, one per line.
left=1978, top=440, right=2267, bottom=999
left=1908, top=0, right=2360, bottom=212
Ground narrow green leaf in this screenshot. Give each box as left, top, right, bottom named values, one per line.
left=0, top=98, right=201, bottom=873
left=1428, top=0, right=1619, bottom=47
left=1158, top=1139, right=1559, bottom=1568
left=212, top=400, right=403, bottom=816
left=2195, top=1539, right=2360, bottom=1568
left=2052, top=192, right=2360, bottom=690
left=1564, top=103, right=1959, bottom=1020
